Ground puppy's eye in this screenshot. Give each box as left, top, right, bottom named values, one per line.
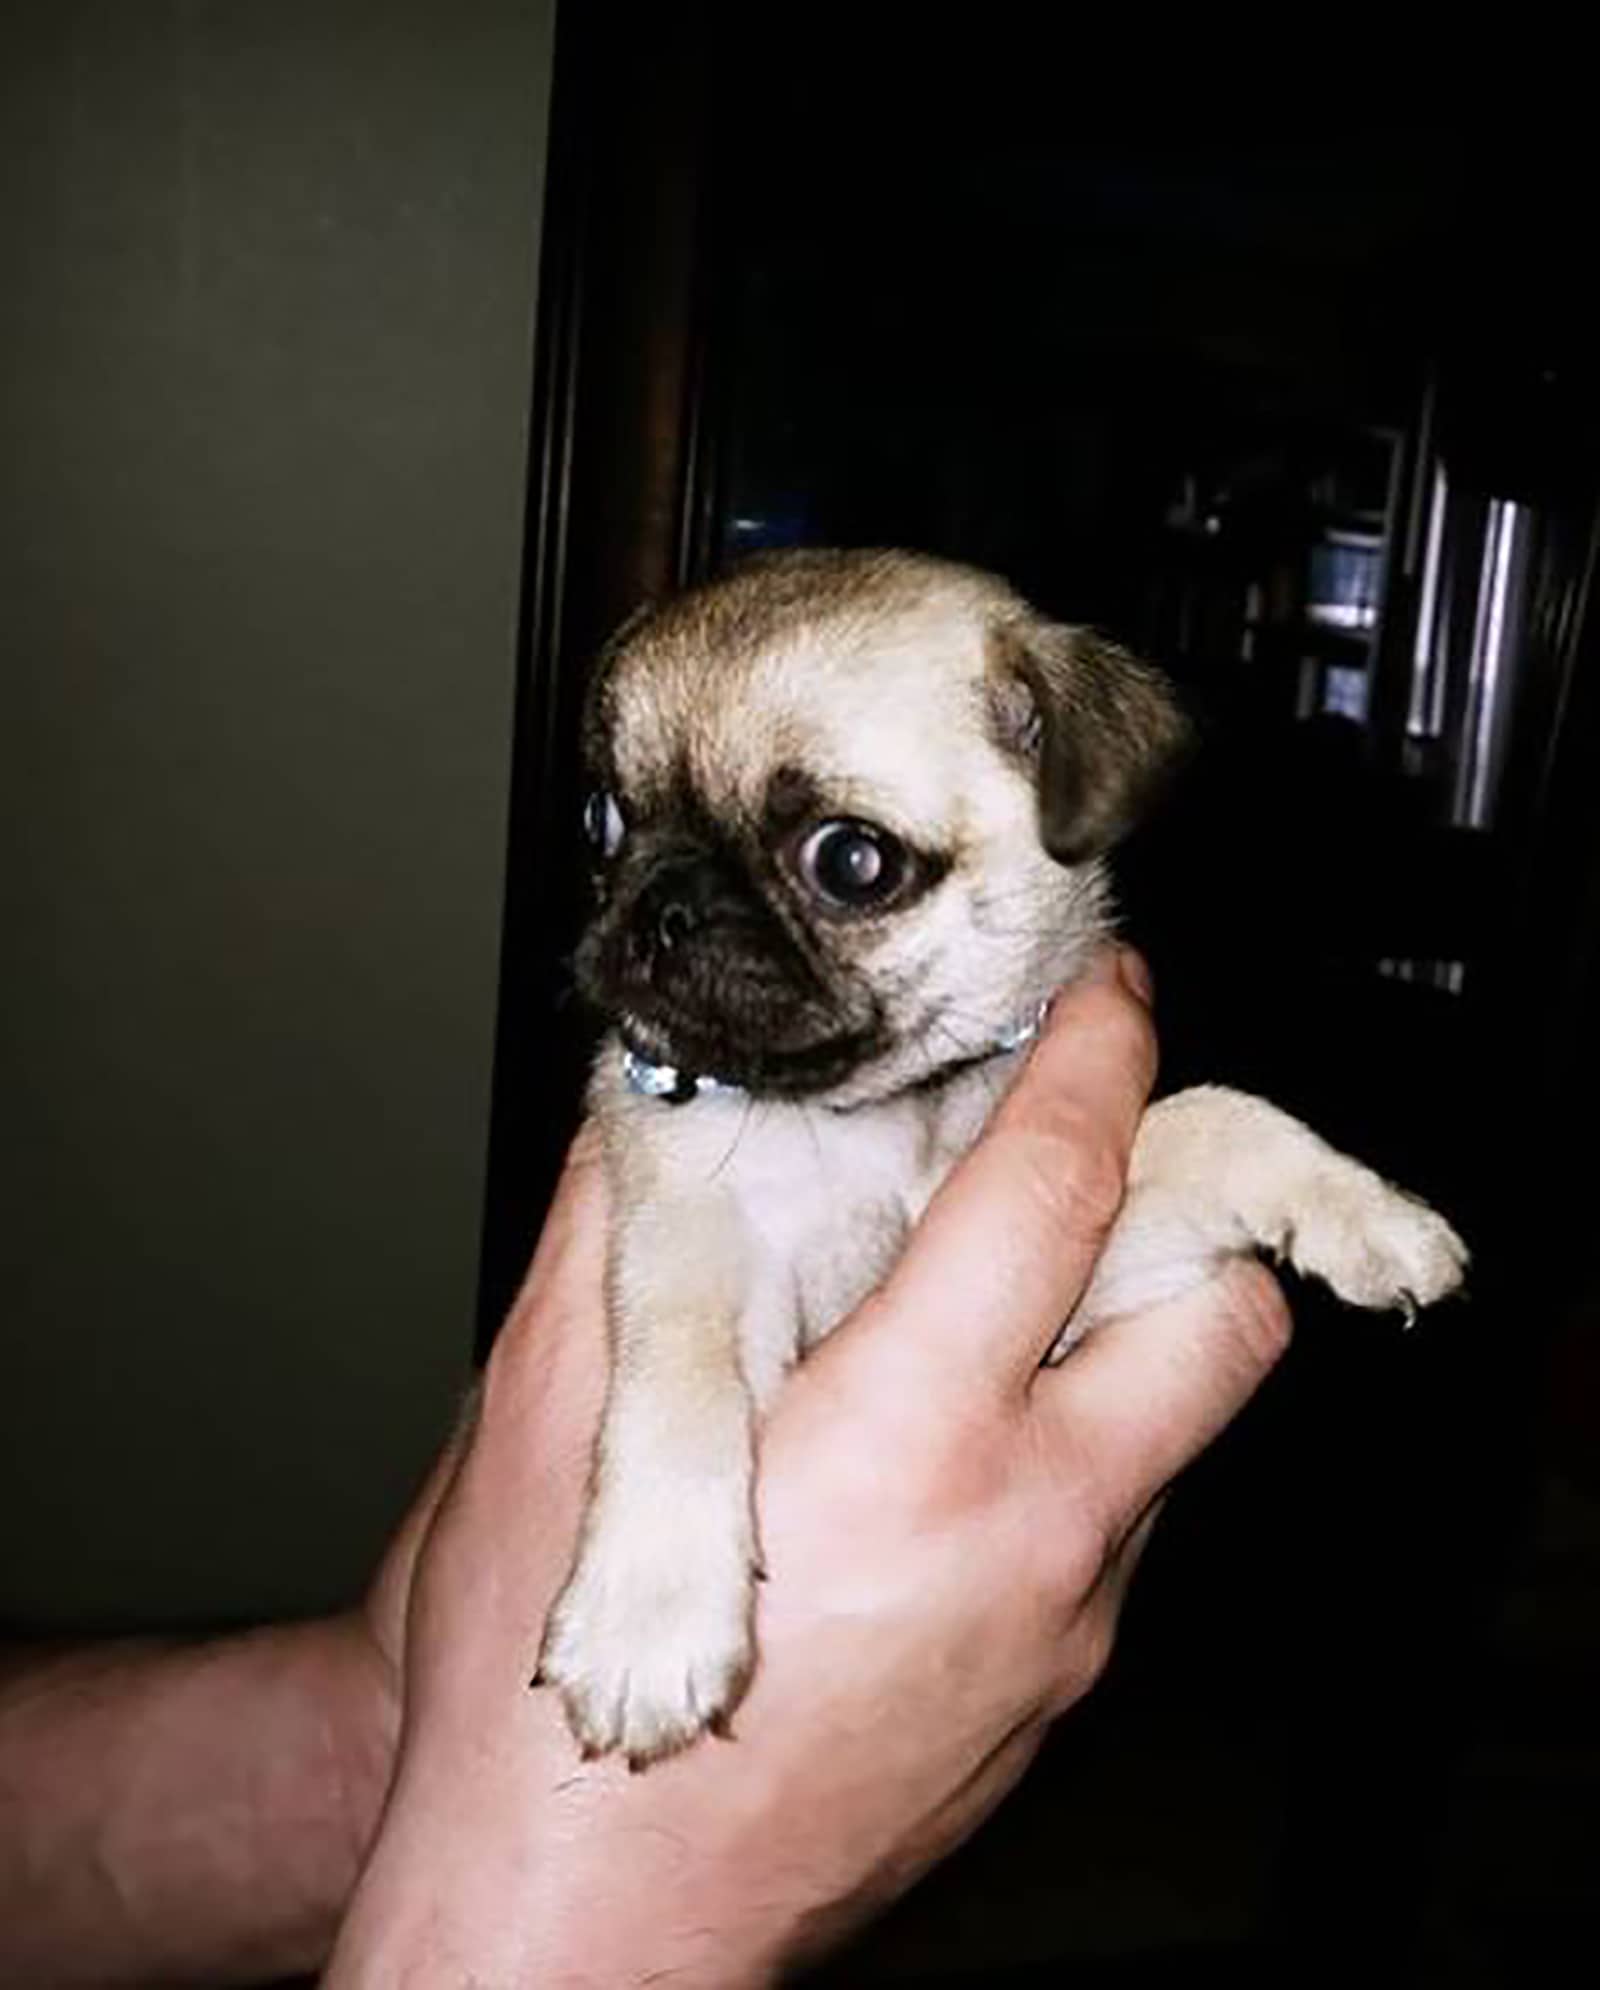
left=583, top=788, right=625, bottom=859
left=796, top=819, right=907, bottom=910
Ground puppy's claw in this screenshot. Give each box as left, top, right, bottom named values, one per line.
left=528, top=1664, right=546, bottom=1689
left=1278, top=1165, right=1467, bottom=1317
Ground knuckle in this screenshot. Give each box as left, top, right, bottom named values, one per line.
left=1051, top=1529, right=1114, bottom=1614
left=1048, top=1595, right=1120, bottom=1712
left=479, top=1332, right=518, bottom=1411
left=1073, top=1603, right=1120, bottom=1692
left=1018, top=1114, right=1130, bottom=1243
left=1035, top=1472, right=1122, bottom=1613
left=1223, top=1260, right=1294, bottom=1373
left=1077, top=977, right=1160, bottom=1088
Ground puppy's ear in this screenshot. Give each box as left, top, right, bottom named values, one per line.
left=987, top=618, right=1191, bottom=864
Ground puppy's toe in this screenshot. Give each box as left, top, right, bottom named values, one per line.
left=536, top=1517, right=759, bottom=1765
left=1284, top=1165, right=1468, bottom=1317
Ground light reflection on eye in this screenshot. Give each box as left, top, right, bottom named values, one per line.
left=795, top=818, right=907, bottom=909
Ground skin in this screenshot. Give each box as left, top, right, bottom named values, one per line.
left=0, top=949, right=1290, bottom=1987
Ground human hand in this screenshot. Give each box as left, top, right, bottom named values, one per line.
left=325, top=947, right=1291, bottom=1987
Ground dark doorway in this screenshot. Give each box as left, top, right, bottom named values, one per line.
left=482, top=18, right=1600, bottom=1978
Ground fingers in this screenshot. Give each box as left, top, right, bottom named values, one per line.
left=413, top=1127, right=616, bottom=1658
left=1039, top=1257, right=1291, bottom=1544
left=476, top=1123, right=612, bottom=1465
left=866, top=948, right=1158, bottom=1393
left=490, top=1124, right=608, bottom=1359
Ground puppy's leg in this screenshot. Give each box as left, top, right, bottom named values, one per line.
left=537, top=1194, right=770, bottom=1765
left=1054, top=1084, right=1467, bottom=1355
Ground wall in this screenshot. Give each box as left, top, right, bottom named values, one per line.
left=0, top=0, right=555, bottom=1625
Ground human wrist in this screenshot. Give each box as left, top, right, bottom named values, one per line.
left=528, top=1815, right=789, bottom=1990
left=310, top=1610, right=404, bottom=1888
left=329, top=1715, right=803, bottom=1988
left=331, top=1462, right=806, bottom=1990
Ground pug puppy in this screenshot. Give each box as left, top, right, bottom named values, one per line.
left=535, top=548, right=1466, bottom=1765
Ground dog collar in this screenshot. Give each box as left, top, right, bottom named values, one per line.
left=620, top=1049, right=741, bottom=1105
left=620, top=1002, right=1048, bottom=1107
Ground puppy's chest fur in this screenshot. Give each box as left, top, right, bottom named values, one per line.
left=594, top=1039, right=1007, bottom=1388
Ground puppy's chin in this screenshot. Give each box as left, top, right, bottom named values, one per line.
left=611, top=992, right=1040, bottom=1112
left=613, top=1005, right=889, bottom=1102
left=801, top=1012, right=1025, bottom=1112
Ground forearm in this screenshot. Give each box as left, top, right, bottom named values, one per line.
left=0, top=1615, right=395, bottom=1988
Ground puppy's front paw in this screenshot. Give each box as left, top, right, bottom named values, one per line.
left=1282, top=1161, right=1468, bottom=1317
left=536, top=1502, right=759, bottom=1767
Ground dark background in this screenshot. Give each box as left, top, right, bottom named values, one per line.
left=481, top=13, right=1600, bottom=1982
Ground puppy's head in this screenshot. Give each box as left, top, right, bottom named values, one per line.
left=576, top=550, right=1186, bottom=1105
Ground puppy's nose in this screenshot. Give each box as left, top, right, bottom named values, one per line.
left=633, top=854, right=728, bottom=965
left=655, top=896, right=697, bottom=952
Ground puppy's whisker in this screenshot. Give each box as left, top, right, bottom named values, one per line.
left=799, top=1102, right=828, bottom=1174
left=925, top=1011, right=981, bottom=1055
left=928, top=1017, right=1004, bottom=1110
left=708, top=1093, right=758, bottom=1182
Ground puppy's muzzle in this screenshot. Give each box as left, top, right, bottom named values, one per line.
left=630, top=854, right=749, bottom=974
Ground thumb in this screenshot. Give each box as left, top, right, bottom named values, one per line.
left=861, top=948, right=1158, bottom=1396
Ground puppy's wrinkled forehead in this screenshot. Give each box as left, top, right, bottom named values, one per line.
left=594, top=551, right=1007, bottom=835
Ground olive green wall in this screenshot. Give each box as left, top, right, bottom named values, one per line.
left=1, top=1, right=555, bottom=1625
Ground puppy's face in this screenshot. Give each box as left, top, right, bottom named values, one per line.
left=576, top=550, right=1185, bottom=1105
